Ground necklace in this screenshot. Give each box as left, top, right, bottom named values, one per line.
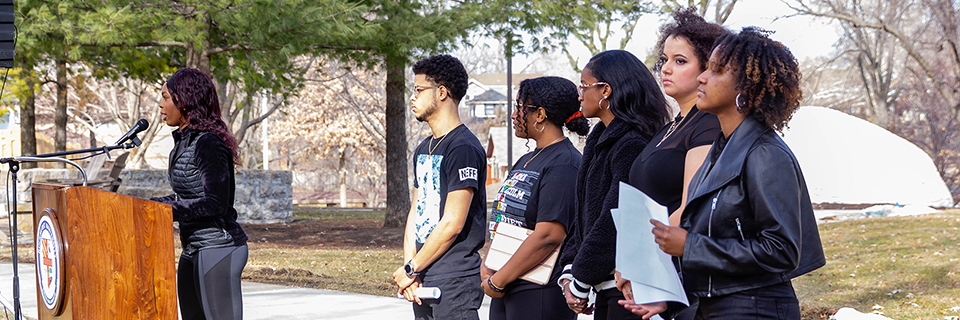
left=656, top=108, right=696, bottom=148
left=429, top=133, right=449, bottom=155
left=524, top=137, right=565, bottom=168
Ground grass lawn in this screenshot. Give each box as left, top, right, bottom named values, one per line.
left=244, top=246, right=402, bottom=296
left=794, top=209, right=960, bottom=319
left=291, top=206, right=386, bottom=221
left=5, top=208, right=960, bottom=319
left=243, top=206, right=402, bottom=296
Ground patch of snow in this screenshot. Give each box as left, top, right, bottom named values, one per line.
left=780, top=107, right=953, bottom=207
left=861, top=204, right=939, bottom=217
left=830, top=307, right=893, bottom=320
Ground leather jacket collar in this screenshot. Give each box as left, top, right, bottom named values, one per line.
left=688, top=116, right=768, bottom=202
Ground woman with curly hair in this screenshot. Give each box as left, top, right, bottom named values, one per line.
left=635, top=27, right=826, bottom=319
left=558, top=50, right=671, bottom=320
left=480, top=76, right=589, bottom=320
left=631, top=7, right=729, bottom=227
left=152, top=68, right=248, bottom=320
left=618, top=9, right=730, bottom=319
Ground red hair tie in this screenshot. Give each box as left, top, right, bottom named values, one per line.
left=565, top=111, right=583, bottom=124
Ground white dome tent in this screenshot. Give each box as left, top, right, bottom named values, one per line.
left=778, top=106, right=953, bottom=208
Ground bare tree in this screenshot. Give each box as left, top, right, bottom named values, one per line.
left=660, top=0, right=739, bottom=24
left=70, top=71, right=164, bottom=169
left=788, top=0, right=960, bottom=203
left=786, top=0, right=960, bottom=120
left=272, top=57, right=387, bottom=209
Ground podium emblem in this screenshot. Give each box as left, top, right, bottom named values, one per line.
left=35, top=209, right=66, bottom=315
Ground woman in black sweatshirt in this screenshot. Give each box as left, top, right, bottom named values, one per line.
left=557, top=50, right=670, bottom=320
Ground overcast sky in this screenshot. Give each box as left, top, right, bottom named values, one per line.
left=510, top=0, right=841, bottom=78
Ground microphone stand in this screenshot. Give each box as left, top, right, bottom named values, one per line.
left=1, top=138, right=140, bottom=320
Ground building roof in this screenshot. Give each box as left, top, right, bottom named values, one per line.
left=471, top=73, right=544, bottom=86
left=469, top=89, right=508, bottom=104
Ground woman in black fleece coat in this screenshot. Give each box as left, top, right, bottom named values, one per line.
left=558, top=50, right=670, bottom=319
left=152, top=68, right=248, bottom=320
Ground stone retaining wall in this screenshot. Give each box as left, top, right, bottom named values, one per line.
left=6, top=168, right=292, bottom=223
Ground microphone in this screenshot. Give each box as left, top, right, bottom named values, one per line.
left=116, top=119, right=149, bottom=146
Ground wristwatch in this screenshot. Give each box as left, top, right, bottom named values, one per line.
left=403, top=260, right=419, bottom=277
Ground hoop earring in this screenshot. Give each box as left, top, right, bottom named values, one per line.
left=535, top=121, right=545, bottom=133
left=599, top=96, right=610, bottom=110
left=736, top=93, right=745, bottom=112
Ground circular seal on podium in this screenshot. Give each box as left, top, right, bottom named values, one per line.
left=35, top=208, right=66, bottom=315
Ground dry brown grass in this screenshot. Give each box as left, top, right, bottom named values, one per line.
left=794, top=209, right=960, bottom=319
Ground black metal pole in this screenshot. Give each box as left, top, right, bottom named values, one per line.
left=9, top=161, right=20, bottom=320
left=506, top=39, right=513, bottom=167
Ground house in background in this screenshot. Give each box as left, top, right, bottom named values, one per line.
left=465, top=89, right=508, bottom=119
left=463, top=73, right=543, bottom=119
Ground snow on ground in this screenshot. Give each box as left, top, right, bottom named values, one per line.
left=830, top=307, right=894, bottom=320
left=780, top=107, right=953, bottom=207
left=861, top=204, right=939, bottom=217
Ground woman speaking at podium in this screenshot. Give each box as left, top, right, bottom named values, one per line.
left=152, top=68, right=249, bottom=320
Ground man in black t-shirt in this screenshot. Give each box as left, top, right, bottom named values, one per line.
left=392, top=54, right=486, bottom=320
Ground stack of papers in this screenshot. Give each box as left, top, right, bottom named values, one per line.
left=610, top=182, right=689, bottom=308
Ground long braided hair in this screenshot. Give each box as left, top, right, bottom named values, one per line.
left=166, top=68, right=240, bottom=164
left=515, top=76, right=590, bottom=140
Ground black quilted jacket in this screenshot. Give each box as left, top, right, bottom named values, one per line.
left=152, top=128, right=247, bottom=255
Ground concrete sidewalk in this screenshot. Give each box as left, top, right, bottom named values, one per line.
left=2, top=262, right=590, bottom=320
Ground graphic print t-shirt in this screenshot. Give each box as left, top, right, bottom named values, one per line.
left=489, top=138, right=580, bottom=292
left=413, top=124, right=487, bottom=281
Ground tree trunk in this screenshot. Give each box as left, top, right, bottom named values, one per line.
left=55, top=58, right=68, bottom=162
left=339, top=148, right=347, bottom=207
left=185, top=14, right=212, bottom=74
left=383, top=56, right=409, bottom=228
left=19, top=73, right=37, bottom=168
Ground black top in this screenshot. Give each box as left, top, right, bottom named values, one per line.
left=489, top=138, right=581, bottom=293
left=152, top=128, right=247, bottom=255
left=629, top=106, right=720, bottom=213
left=412, top=124, right=487, bottom=281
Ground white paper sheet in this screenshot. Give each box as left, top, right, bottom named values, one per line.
left=611, top=182, right=689, bottom=307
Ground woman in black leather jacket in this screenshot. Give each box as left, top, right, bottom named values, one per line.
left=152, top=68, right=248, bottom=320
left=635, top=28, right=826, bottom=319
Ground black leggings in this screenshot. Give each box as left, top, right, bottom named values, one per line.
left=178, top=244, right=248, bottom=320
left=489, top=285, right=576, bottom=320
left=594, top=288, right=643, bottom=320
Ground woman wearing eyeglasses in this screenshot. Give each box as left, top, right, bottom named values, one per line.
left=557, top=50, right=671, bottom=320
left=480, top=76, right=588, bottom=320
left=638, top=27, right=825, bottom=319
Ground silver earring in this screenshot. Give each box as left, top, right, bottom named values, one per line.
left=599, top=96, right=609, bottom=110
left=736, top=93, right=744, bottom=112
left=535, top=121, right=545, bottom=133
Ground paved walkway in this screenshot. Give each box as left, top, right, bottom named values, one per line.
left=1, top=262, right=591, bottom=320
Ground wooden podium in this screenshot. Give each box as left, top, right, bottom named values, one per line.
left=32, top=184, right=177, bottom=319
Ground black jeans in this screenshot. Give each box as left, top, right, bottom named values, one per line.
left=178, top=244, right=248, bottom=320
left=594, top=288, right=643, bottom=320
left=489, top=284, right=577, bottom=320
left=413, top=274, right=483, bottom=320
left=694, top=281, right=800, bottom=320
